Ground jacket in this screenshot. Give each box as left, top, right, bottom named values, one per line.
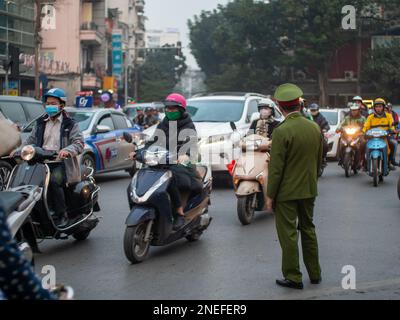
left=267, top=112, right=323, bottom=202
left=248, top=118, right=281, bottom=139
left=144, top=113, right=198, bottom=162
left=312, top=113, right=330, bottom=132
left=21, top=112, right=84, bottom=184
left=337, top=115, right=366, bottom=131
left=362, top=112, right=395, bottom=134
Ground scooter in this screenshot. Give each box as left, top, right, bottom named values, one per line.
left=122, top=132, right=212, bottom=264
left=229, top=134, right=271, bottom=225
left=339, top=126, right=362, bottom=177
left=6, top=145, right=101, bottom=252
left=365, top=129, right=390, bottom=187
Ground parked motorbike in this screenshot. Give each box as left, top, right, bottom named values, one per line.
left=6, top=145, right=100, bottom=252
left=365, top=129, right=390, bottom=187
left=123, top=132, right=212, bottom=264
left=339, top=126, right=362, bottom=177
left=229, top=134, right=271, bottom=225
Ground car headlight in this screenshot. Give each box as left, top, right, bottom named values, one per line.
left=207, top=134, right=231, bottom=144
left=21, top=145, right=36, bottom=161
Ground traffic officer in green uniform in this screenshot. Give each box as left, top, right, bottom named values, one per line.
left=267, top=83, right=323, bottom=290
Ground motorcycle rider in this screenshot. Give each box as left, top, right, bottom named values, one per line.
left=11, top=88, right=84, bottom=227
left=384, top=103, right=399, bottom=166
left=309, top=103, right=330, bottom=165
left=300, top=97, right=313, bottom=120
left=133, top=108, right=146, bottom=127
left=248, top=101, right=280, bottom=138
left=363, top=98, right=396, bottom=170
left=336, top=103, right=366, bottom=168
left=352, top=96, right=369, bottom=118
left=144, top=107, right=159, bottom=129
left=128, top=93, right=202, bottom=231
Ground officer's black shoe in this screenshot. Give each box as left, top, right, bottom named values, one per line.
left=276, top=279, right=304, bottom=290
left=310, top=278, right=322, bottom=284
left=173, top=215, right=185, bottom=231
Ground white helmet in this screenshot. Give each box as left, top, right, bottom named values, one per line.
left=349, top=103, right=360, bottom=111
left=352, top=96, right=363, bottom=102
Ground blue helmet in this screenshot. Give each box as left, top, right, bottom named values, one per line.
left=43, top=88, right=67, bottom=104
left=309, top=103, right=320, bottom=111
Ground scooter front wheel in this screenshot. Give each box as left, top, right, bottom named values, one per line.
left=237, top=194, right=256, bottom=225
left=372, top=158, right=379, bottom=187
left=124, top=222, right=151, bottom=264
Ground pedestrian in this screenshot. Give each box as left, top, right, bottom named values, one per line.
left=267, top=83, right=323, bottom=290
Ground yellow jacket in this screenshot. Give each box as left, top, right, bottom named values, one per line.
left=362, top=112, right=394, bottom=133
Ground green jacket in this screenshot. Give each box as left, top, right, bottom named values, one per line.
left=267, top=112, right=323, bottom=202
left=337, top=115, right=366, bottom=131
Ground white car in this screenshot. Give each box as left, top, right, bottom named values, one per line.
left=144, top=93, right=284, bottom=173
left=318, top=108, right=348, bottom=159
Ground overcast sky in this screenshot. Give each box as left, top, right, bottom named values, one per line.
left=145, top=0, right=231, bottom=69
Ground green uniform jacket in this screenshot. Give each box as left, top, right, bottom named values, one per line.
left=267, top=112, right=323, bottom=202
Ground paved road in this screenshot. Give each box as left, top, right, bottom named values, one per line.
left=35, top=163, right=400, bottom=300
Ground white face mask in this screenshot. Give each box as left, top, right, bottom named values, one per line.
left=260, top=108, right=272, bottom=119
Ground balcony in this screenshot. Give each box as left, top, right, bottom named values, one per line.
left=80, top=22, right=104, bottom=46
left=82, top=73, right=102, bottom=89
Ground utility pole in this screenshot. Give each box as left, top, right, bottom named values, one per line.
left=34, top=0, right=42, bottom=99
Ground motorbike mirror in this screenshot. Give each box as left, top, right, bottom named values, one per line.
left=123, top=131, right=133, bottom=143
left=230, top=122, right=237, bottom=132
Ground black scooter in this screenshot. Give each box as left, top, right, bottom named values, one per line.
left=6, top=145, right=100, bottom=253
left=123, top=132, right=212, bottom=264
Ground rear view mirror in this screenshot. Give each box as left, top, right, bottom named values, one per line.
left=123, top=131, right=133, bottom=143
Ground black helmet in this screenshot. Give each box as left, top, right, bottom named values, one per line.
left=309, top=103, right=320, bottom=111
left=258, top=102, right=275, bottom=116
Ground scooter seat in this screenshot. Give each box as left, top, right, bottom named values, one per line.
left=0, top=191, right=24, bottom=216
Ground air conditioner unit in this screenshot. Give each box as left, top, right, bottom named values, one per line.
left=344, top=71, right=355, bottom=80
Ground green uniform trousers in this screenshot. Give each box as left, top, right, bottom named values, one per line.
left=275, top=198, right=321, bottom=283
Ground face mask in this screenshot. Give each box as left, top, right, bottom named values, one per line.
left=166, top=111, right=181, bottom=121
left=260, top=109, right=272, bottom=119
left=45, top=105, right=60, bottom=117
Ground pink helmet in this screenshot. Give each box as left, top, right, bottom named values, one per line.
left=164, top=93, right=187, bottom=110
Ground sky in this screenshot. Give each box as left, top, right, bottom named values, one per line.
left=145, top=0, right=231, bottom=69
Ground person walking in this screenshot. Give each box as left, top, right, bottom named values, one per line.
left=267, top=83, right=323, bottom=290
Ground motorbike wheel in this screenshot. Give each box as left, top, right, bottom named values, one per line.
left=397, top=176, right=400, bottom=200
left=343, top=153, right=351, bottom=178
left=124, top=221, right=151, bottom=264
left=0, top=160, right=12, bottom=191
left=237, top=194, right=256, bottom=225
left=317, top=165, right=324, bottom=178
left=372, top=158, right=379, bottom=187
left=82, top=154, right=96, bottom=173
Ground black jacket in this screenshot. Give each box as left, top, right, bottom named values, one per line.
left=312, top=113, right=330, bottom=132
left=144, top=113, right=198, bottom=161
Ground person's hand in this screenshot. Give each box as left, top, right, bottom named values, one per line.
left=266, top=197, right=274, bottom=213
left=59, top=150, right=71, bottom=159
left=128, top=151, right=136, bottom=160
left=177, top=154, right=189, bottom=165
left=9, top=149, right=17, bottom=157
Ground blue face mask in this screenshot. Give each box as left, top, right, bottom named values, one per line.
left=45, top=105, right=60, bottom=117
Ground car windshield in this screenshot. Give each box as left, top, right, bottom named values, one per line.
left=187, top=100, right=245, bottom=122
left=67, top=111, right=94, bottom=131
left=320, top=111, right=338, bottom=126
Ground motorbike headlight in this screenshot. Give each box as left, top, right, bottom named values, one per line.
left=144, top=152, right=159, bottom=166
left=21, top=145, right=36, bottom=161
left=345, top=128, right=357, bottom=135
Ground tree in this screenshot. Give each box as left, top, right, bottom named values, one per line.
left=362, top=40, right=400, bottom=102
left=137, top=47, right=187, bottom=102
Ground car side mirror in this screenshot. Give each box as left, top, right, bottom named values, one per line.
left=96, top=125, right=111, bottom=134
left=250, top=112, right=260, bottom=123
left=230, top=121, right=237, bottom=132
